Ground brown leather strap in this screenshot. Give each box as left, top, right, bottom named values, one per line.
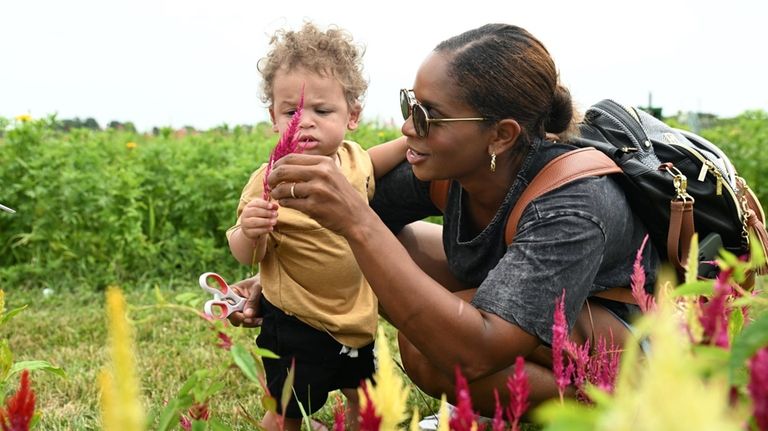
left=504, top=147, right=623, bottom=244
left=591, top=287, right=638, bottom=304
left=746, top=209, right=768, bottom=276
left=430, top=179, right=450, bottom=212
left=667, top=199, right=695, bottom=273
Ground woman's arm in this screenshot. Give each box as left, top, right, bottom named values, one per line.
left=267, top=154, right=540, bottom=379
left=367, top=136, right=407, bottom=179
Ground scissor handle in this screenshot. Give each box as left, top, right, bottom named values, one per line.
left=199, top=272, right=246, bottom=319
left=199, top=272, right=230, bottom=296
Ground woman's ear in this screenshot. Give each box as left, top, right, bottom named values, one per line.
left=347, top=102, right=362, bottom=130
left=490, top=118, right=522, bottom=156
left=268, top=107, right=279, bottom=133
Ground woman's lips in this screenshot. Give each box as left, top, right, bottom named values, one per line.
left=406, top=147, right=429, bottom=164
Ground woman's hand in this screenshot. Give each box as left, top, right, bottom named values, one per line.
left=227, top=275, right=263, bottom=327
left=267, top=153, right=376, bottom=237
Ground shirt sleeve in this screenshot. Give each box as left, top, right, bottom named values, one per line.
left=369, top=161, right=441, bottom=234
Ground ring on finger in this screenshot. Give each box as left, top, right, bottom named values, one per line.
left=290, top=182, right=297, bottom=199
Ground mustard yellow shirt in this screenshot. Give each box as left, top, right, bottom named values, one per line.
left=227, top=141, right=377, bottom=348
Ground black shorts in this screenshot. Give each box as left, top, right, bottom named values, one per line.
left=256, top=297, right=375, bottom=418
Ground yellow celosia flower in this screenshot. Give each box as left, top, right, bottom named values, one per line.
left=437, top=395, right=450, bottom=431
left=358, top=327, right=410, bottom=429
left=409, top=407, right=421, bottom=431
left=15, top=114, right=31, bottom=122
left=126, top=142, right=138, bottom=150
left=99, top=286, right=145, bottom=431
left=598, top=284, right=745, bottom=431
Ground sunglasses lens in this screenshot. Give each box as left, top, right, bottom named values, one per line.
left=400, top=90, right=410, bottom=120
left=412, top=105, right=428, bottom=137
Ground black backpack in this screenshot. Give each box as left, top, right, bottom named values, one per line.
left=430, top=99, right=768, bottom=294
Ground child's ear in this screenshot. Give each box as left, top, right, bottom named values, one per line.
left=347, top=102, right=362, bottom=130
left=268, top=107, right=279, bottom=133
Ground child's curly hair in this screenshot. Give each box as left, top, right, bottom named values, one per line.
left=258, top=22, right=368, bottom=109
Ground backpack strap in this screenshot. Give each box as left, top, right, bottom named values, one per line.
left=504, top=148, right=622, bottom=243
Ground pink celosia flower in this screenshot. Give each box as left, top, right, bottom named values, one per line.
left=631, top=234, right=655, bottom=313
left=333, top=394, right=346, bottom=431
left=358, top=382, right=382, bottom=431
left=699, top=269, right=733, bottom=348
left=565, top=340, right=590, bottom=402
left=552, top=291, right=570, bottom=402
left=262, top=88, right=305, bottom=201
left=491, top=390, right=506, bottom=431
left=586, top=334, right=620, bottom=395
left=449, top=366, right=479, bottom=431
left=505, top=356, right=530, bottom=431
left=0, top=369, right=35, bottom=431
left=748, top=347, right=768, bottom=430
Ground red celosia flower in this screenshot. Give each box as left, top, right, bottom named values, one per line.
left=505, top=356, right=530, bottom=431
left=699, top=269, right=733, bottom=348
left=748, top=347, right=768, bottom=430
left=0, top=369, right=35, bottom=431
left=358, top=381, right=382, bottom=431
left=551, top=291, right=570, bottom=401
left=262, top=88, right=306, bottom=201
left=449, top=366, right=478, bottom=431
left=631, top=234, right=655, bottom=313
left=333, top=394, right=346, bottom=431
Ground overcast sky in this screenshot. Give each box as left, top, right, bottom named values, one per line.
left=2, top=0, right=766, bottom=132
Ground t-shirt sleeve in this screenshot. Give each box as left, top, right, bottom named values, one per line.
left=470, top=209, right=607, bottom=346
left=369, top=161, right=441, bottom=234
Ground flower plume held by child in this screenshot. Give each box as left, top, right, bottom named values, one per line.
left=263, top=87, right=305, bottom=201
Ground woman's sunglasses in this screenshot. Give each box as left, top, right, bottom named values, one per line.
left=400, top=88, right=487, bottom=137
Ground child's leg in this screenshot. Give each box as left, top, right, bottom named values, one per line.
left=341, top=388, right=360, bottom=431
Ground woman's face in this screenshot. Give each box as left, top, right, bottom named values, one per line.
left=402, top=52, right=493, bottom=183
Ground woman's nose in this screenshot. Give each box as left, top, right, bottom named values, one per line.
left=401, top=116, right=416, bottom=137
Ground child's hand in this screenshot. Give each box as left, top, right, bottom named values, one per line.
left=240, top=198, right=278, bottom=241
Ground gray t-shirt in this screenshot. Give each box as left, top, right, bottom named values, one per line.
left=371, top=139, right=659, bottom=345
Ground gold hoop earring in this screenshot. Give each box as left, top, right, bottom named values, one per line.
left=490, top=152, right=496, bottom=173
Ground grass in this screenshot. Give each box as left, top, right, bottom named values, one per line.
left=1, top=283, right=441, bottom=430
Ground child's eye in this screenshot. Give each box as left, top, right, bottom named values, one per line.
left=316, top=108, right=332, bottom=115
left=285, top=110, right=297, bottom=117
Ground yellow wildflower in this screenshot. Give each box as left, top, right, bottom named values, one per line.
left=358, top=327, right=410, bottom=429
left=409, top=407, right=421, bottom=431
left=99, top=286, right=145, bottom=431
left=15, top=114, right=32, bottom=122
left=126, top=142, right=138, bottom=150
left=437, top=395, right=450, bottom=431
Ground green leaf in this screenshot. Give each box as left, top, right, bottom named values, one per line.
left=749, top=230, right=766, bottom=270
left=729, top=313, right=768, bottom=385
left=208, top=419, right=232, bottom=431
left=534, top=399, right=598, bottom=431
left=231, top=344, right=260, bottom=384
left=155, top=394, right=193, bottom=431
left=191, top=420, right=206, bottom=431
left=175, top=292, right=202, bottom=307
left=253, top=346, right=279, bottom=359
left=280, top=361, right=296, bottom=417
left=0, top=305, right=28, bottom=326
left=670, top=280, right=714, bottom=297
left=9, top=360, right=66, bottom=379
left=261, top=394, right=277, bottom=412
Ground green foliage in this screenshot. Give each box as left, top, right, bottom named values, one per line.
left=0, top=120, right=399, bottom=291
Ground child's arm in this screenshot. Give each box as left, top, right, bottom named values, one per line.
left=367, top=136, right=407, bottom=179
left=228, top=199, right=276, bottom=265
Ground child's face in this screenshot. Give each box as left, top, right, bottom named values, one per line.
left=269, top=67, right=360, bottom=158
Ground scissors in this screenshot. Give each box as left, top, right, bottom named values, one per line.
left=198, top=272, right=246, bottom=319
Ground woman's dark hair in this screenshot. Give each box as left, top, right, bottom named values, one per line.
left=435, top=24, right=576, bottom=142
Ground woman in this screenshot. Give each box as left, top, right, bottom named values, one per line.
left=232, top=23, right=658, bottom=414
